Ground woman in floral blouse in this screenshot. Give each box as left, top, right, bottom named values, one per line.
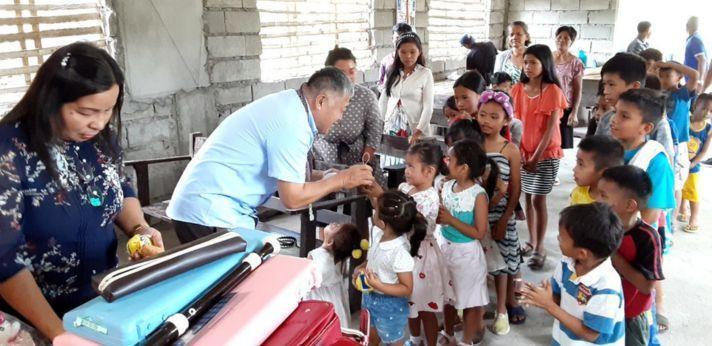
left=0, top=42, right=164, bottom=340
left=313, top=46, right=383, bottom=170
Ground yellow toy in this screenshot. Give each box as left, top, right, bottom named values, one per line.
left=353, top=272, right=373, bottom=293
left=126, top=234, right=152, bottom=257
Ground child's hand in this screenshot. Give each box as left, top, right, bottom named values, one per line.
left=493, top=218, right=508, bottom=241
left=365, top=269, right=383, bottom=291
left=521, top=280, right=555, bottom=311
left=359, top=183, right=384, bottom=198
left=523, top=159, right=538, bottom=173
left=437, top=206, right=454, bottom=225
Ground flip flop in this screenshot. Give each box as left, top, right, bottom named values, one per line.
left=683, top=224, right=699, bottom=233
left=506, top=304, right=527, bottom=325
left=521, top=242, right=534, bottom=257
left=677, top=214, right=689, bottom=223
left=527, top=252, right=546, bottom=270
left=657, top=313, right=669, bottom=334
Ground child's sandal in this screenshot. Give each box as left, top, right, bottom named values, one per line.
left=677, top=214, right=689, bottom=223
left=438, top=331, right=455, bottom=346
left=489, top=312, right=511, bottom=335
left=684, top=224, right=699, bottom=233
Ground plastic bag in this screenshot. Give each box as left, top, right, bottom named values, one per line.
left=0, top=311, right=45, bottom=345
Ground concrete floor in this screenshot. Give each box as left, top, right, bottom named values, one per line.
left=126, top=142, right=712, bottom=345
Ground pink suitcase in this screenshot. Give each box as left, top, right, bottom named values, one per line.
left=54, top=254, right=319, bottom=346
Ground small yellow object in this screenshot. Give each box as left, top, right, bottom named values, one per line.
left=353, top=272, right=373, bottom=293
left=360, top=239, right=369, bottom=251
left=351, top=249, right=362, bottom=260
left=127, top=234, right=152, bottom=256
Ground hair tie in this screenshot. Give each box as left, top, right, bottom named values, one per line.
left=351, top=239, right=370, bottom=259
left=60, top=52, right=71, bottom=68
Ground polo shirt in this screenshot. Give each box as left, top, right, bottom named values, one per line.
left=167, top=89, right=317, bottom=229
left=684, top=33, right=706, bottom=71
left=617, top=220, right=665, bottom=318
left=551, top=257, right=625, bottom=346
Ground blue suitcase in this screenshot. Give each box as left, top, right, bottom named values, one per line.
left=63, top=228, right=274, bottom=346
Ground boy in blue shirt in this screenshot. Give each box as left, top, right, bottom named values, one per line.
left=610, top=88, right=675, bottom=337
left=523, top=203, right=625, bottom=345
left=657, top=61, right=699, bottom=223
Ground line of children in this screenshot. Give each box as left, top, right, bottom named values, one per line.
left=304, top=46, right=711, bottom=346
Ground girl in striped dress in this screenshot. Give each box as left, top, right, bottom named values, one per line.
left=476, top=90, right=525, bottom=335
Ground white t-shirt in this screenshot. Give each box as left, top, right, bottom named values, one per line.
left=367, top=226, right=414, bottom=288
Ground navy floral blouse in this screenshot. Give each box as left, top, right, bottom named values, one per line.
left=0, top=122, right=134, bottom=316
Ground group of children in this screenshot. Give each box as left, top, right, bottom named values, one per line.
left=306, top=46, right=711, bottom=346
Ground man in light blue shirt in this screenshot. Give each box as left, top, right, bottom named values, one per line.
left=167, top=68, right=375, bottom=242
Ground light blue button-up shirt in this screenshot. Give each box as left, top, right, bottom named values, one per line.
left=167, top=89, right=317, bottom=229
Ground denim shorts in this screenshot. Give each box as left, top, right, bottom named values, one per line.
left=362, top=292, right=409, bottom=343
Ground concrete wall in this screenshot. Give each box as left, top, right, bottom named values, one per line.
left=507, top=0, right=618, bottom=61
left=107, top=0, right=619, bottom=201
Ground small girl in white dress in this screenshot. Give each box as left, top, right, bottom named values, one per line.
left=400, top=141, right=454, bottom=346
left=306, top=223, right=361, bottom=327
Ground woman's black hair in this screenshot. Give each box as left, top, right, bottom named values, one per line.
left=378, top=190, right=427, bottom=257
left=325, top=46, right=356, bottom=66
left=555, top=26, right=578, bottom=42
left=520, top=44, right=562, bottom=89
left=330, top=223, right=362, bottom=270
left=408, top=141, right=448, bottom=177
left=393, top=22, right=413, bottom=35
left=385, top=33, right=425, bottom=97
left=444, top=95, right=457, bottom=112
left=453, top=70, right=487, bottom=94
left=0, top=42, right=125, bottom=179
left=445, top=119, right=482, bottom=146
left=491, top=71, right=513, bottom=86
left=450, top=139, right=500, bottom=199
left=509, top=21, right=531, bottom=46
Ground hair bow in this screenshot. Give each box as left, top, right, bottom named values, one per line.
left=478, top=90, right=513, bottom=118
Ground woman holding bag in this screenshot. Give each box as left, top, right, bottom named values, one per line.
left=379, top=32, right=434, bottom=144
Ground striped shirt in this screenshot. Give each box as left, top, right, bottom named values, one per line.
left=551, top=257, right=625, bottom=346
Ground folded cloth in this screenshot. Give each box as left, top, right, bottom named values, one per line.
left=93, top=229, right=247, bottom=302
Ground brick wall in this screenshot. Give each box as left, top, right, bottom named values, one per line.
left=257, top=0, right=372, bottom=82
left=105, top=0, right=620, bottom=201
left=507, top=0, right=618, bottom=60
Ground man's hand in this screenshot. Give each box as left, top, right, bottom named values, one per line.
left=335, top=164, right=375, bottom=189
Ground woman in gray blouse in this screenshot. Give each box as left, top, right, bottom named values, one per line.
left=313, top=47, right=383, bottom=171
